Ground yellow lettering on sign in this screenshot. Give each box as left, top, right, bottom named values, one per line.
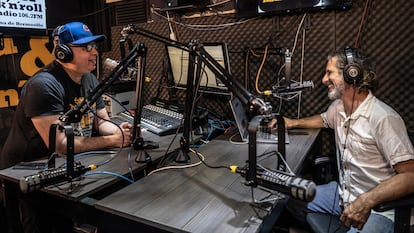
left=0, top=89, right=19, bottom=108
left=21, top=37, right=54, bottom=77
left=18, top=80, right=27, bottom=88
left=0, top=38, right=18, bottom=56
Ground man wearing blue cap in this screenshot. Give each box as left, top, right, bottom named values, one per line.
left=1, top=22, right=132, bottom=233
left=2, top=21, right=132, bottom=169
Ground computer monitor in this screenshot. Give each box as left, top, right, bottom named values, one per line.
left=166, top=42, right=230, bottom=94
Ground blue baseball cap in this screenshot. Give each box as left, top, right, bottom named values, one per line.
left=58, top=22, right=106, bottom=45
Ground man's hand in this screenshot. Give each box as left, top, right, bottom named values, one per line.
left=268, top=117, right=293, bottom=130
left=113, top=122, right=133, bottom=147
left=340, top=195, right=372, bottom=230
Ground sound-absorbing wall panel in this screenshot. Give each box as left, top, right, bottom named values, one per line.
left=102, top=0, right=414, bottom=133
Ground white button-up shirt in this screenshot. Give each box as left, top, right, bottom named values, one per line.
left=321, top=92, right=414, bottom=220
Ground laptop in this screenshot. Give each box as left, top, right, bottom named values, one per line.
left=229, top=96, right=289, bottom=144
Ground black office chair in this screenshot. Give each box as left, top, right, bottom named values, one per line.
left=306, top=131, right=414, bottom=233
left=374, top=194, right=414, bottom=233
left=374, top=131, right=414, bottom=233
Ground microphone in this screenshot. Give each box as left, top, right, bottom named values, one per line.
left=19, top=164, right=96, bottom=193
left=230, top=165, right=316, bottom=202
left=264, top=80, right=314, bottom=96
left=103, top=58, right=137, bottom=81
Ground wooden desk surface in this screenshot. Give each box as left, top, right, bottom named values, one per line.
left=0, top=130, right=189, bottom=201
left=95, top=128, right=320, bottom=233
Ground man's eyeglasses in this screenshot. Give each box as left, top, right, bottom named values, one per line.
left=69, top=42, right=98, bottom=52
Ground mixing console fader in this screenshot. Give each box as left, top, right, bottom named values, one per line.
left=111, top=104, right=183, bottom=136
left=140, top=104, right=183, bottom=136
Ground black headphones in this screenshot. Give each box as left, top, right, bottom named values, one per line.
left=54, top=44, right=73, bottom=63
left=343, top=47, right=362, bottom=86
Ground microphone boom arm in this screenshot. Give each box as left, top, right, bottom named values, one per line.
left=123, top=24, right=271, bottom=116
left=45, top=43, right=147, bottom=191
left=59, top=43, right=146, bottom=124
left=125, top=24, right=286, bottom=189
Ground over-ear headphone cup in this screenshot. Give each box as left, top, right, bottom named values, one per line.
left=344, top=64, right=362, bottom=85
left=344, top=47, right=362, bottom=85
left=54, top=44, right=73, bottom=63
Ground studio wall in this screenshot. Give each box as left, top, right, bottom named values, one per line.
left=0, top=0, right=413, bottom=155
left=102, top=0, right=414, bottom=129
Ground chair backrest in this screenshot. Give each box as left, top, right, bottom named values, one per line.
left=373, top=130, right=414, bottom=233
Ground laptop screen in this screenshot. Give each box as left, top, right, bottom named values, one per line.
left=229, top=95, right=289, bottom=144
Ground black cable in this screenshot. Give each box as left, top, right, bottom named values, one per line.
left=156, top=120, right=182, bottom=168
left=87, top=103, right=124, bottom=167
left=328, top=87, right=357, bottom=232
left=156, top=58, right=167, bottom=99
left=257, top=150, right=278, bottom=162
left=191, top=149, right=228, bottom=170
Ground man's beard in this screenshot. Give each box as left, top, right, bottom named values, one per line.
left=328, top=83, right=345, bottom=100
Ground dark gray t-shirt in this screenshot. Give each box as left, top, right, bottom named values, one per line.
left=0, top=61, right=104, bottom=169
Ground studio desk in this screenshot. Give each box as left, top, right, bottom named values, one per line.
left=0, top=129, right=189, bottom=232
left=0, top=128, right=320, bottom=233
